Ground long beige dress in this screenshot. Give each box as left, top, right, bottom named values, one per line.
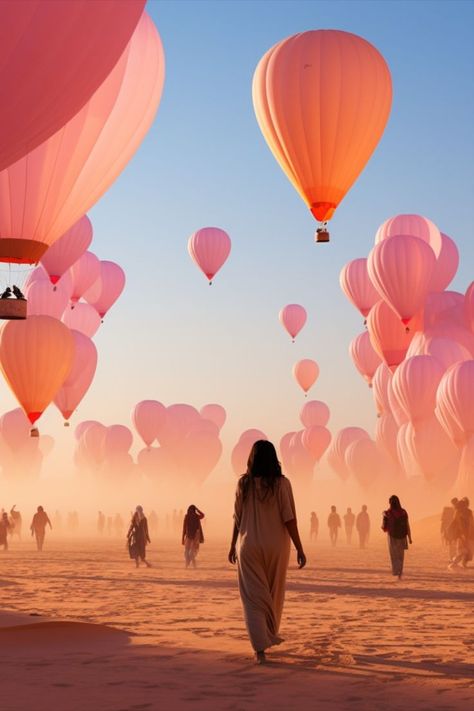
left=234, top=475, right=297, bottom=652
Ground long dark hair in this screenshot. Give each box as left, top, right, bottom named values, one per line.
left=389, top=495, right=401, bottom=510
left=240, top=440, right=282, bottom=500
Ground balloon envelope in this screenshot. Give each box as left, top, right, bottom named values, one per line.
left=339, top=258, right=379, bottom=318
left=279, top=304, right=307, bottom=341
left=40, top=216, right=92, bottom=284
left=293, top=359, right=319, bottom=394
left=188, top=227, right=231, bottom=283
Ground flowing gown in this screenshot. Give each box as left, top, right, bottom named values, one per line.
left=234, top=476, right=296, bottom=652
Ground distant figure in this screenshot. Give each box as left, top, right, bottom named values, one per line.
left=441, top=498, right=458, bottom=561
left=0, top=512, right=12, bottom=550
left=30, top=506, right=52, bottom=551
left=228, top=440, right=306, bottom=665
left=310, top=511, right=319, bottom=542
left=114, top=513, right=124, bottom=538
left=149, top=510, right=159, bottom=538
left=127, top=506, right=151, bottom=568
left=182, top=505, right=205, bottom=568
left=344, top=507, right=355, bottom=544
left=382, top=495, right=412, bottom=579
left=356, top=505, right=370, bottom=549
left=327, top=506, right=341, bottom=546
left=448, top=497, right=474, bottom=570
left=9, top=505, right=22, bottom=539
left=97, top=511, right=106, bottom=535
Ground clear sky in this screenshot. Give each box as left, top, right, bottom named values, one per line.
left=1, top=0, right=473, bottom=474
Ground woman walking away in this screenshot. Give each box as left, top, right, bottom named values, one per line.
left=228, top=440, right=306, bottom=665
left=182, top=505, right=205, bottom=568
left=127, top=506, right=151, bottom=568
left=382, top=495, right=412, bottom=579
left=0, top=512, right=12, bottom=551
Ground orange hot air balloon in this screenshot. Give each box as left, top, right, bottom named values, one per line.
left=252, top=30, right=392, bottom=235
left=0, top=315, right=74, bottom=425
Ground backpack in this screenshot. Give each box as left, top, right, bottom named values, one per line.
left=392, top=512, right=408, bottom=539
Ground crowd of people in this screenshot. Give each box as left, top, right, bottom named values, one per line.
left=309, top=504, right=371, bottom=548
left=440, top=496, right=474, bottom=569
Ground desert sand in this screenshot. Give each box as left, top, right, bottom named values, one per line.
left=1, top=525, right=473, bottom=711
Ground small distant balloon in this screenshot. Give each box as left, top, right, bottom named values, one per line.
left=293, top=359, right=319, bottom=396
left=188, top=227, right=231, bottom=284
left=279, top=304, right=307, bottom=342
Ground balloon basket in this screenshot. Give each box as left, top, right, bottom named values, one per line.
left=0, top=298, right=27, bottom=320
left=30, top=427, right=39, bottom=438
left=64, top=422, right=70, bottom=427
left=315, top=228, right=330, bottom=243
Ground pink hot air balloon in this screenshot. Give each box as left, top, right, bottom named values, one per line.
left=367, top=300, right=423, bottom=369
left=40, top=216, right=92, bottom=285
left=231, top=440, right=251, bottom=477
left=81, top=422, right=107, bottom=465
left=182, top=431, right=223, bottom=484
left=436, top=360, right=474, bottom=449
left=392, top=355, right=445, bottom=424
left=25, top=279, right=71, bottom=320
left=54, top=330, right=98, bottom=422
left=279, top=304, right=307, bottom=342
left=286, top=430, right=317, bottom=482
left=0, top=12, right=164, bottom=265
left=368, top=235, right=436, bottom=326
left=388, top=376, right=409, bottom=428
left=62, top=302, right=101, bottom=339
left=339, top=258, right=379, bottom=319
left=239, top=429, right=268, bottom=444
left=132, top=400, right=166, bottom=448
left=326, top=441, right=350, bottom=481
left=25, top=265, right=73, bottom=294
left=200, top=404, right=226, bottom=431
left=0, top=0, right=145, bottom=172
left=375, top=214, right=442, bottom=257
left=301, top=425, right=331, bottom=462
left=0, top=408, right=30, bottom=451
left=465, top=281, right=474, bottom=334
left=424, top=291, right=465, bottom=330
left=349, top=331, right=382, bottom=385
left=69, top=251, right=101, bottom=305
left=103, top=425, right=133, bottom=458
left=74, top=420, right=102, bottom=441
left=402, top=417, right=459, bottom=486
left=372, top=363, right=393, bottom=416
left=83, top=261, right=125, bottom=319
left=329, top=427, right=370, bottom=481
left=345, top=438, right=381, bottom=489
left=293, top=359, right=319, bottom=395
left=300, top=400, right=330, bottom=428
left=406, top=334, right=471, bottom=371
left=431, top=233, right=459, bottom=292
left=279, top=431, right=296, bottom=471
left=188, top=227, right=231, bottom=284
left=375, top=413, right=400, bottom=466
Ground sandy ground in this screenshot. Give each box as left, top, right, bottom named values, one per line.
left=1, top=528, right=473, bottom=711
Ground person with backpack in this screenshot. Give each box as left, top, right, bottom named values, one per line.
left=382, top=495, right=412, bottom=579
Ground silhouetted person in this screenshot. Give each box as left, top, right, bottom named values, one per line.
left=448, top=497, right=474, bottom=569
left=31, top=506, right=52, bottom=551
left=0, top=512, right=12, bottom=550
left=229, top=441, right=306, bottom=665
left=114, top=513, right=124, bottom=538
left=344, top=507, right=355, bottom=544
left=382, top=495, right=412, bottom=579
left=149, top=510, right=159, bottom=537
left=182, top=505, right=205, bottom=568
left=127, top=506, right=151, bottom=568
left=441, top=498, right=458, bottom=562
left=9, top=505, right=22, bottom=539
left=327, top=506, right=341, bottom=546
left=310, top=511, right=319, bottom=542
left=356, top=505, right=370, bottom=549
left=97, top=511, right=106, bottom=535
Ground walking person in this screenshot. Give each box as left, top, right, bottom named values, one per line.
left=356, top=505, right=370, bottom=549
left=0, top=511, right=12, bottom=551
left=9, top=506, right=22, bottom=539
left=182, top=505, right=205, bottom=568
left=127, top=506, right=151, bottom=568
left=228, top=440, right=306, bottom=664
left=30, top=506, right=52, bottom=551
left=309, top=511, right=319, bottom=542
left=343, top=507, right=355, bottom=544
left=448, top=497, right=474, bottom=570
left=382, top=495, right=412, bottom=579
left=327, top=506, right=341, bottom=546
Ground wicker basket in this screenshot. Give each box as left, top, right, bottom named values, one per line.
left=0, top=299, right=27, bottom=320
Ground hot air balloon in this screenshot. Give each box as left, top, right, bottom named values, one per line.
left=40, top=216, right=92, bottom=285
left=368, top=235, right=436, bottom=326
left=188, top=227, right=231, bottom=284
left=83, top=261, right=126, bottom=319
left=465, top=282, right=474, bottom=334
left=0, top=0, right=145, bottom=171
left=132, top=400, right=166, bottom=448
left=375, top=214, right=442, bottom=257
left=339, top=258, right=380, bottom=319
left=436, top=360, right=474, bottom=449
left=367, top=300, right=423, bottom=369
left=431, top=233, right=459, bottom=292
left=62, top=302, right=101, bottom=339
left=252, top=30, right=392, bottom=240
left=293, top=359, right=319, bottom=395
left=301, top=426, right=331, bottom=461
left=200, top=404, right=226, bottom=431
left=372, top=363, right=393, bottom=416
left=406, top=334, right=471, bottom=371
left=300, top=400, right=330, bottom=428
left=0, top=315, right=74, bottom=425
left=0, top=13, right=164, bottom=265
left=69, top=251, right=101, bottom=306
left=279, top=304, right=307, bottom=342
left=345, top=438, right=381, bottom=489
left=349, top=331, right=382, bottom=385
left=54, top=330, right=98, bottom=424
left=375, top=413, right=400, bottom=466
left=391, top=355, right=445, bottom=424
left=25, top=278, right=71, bottom=320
